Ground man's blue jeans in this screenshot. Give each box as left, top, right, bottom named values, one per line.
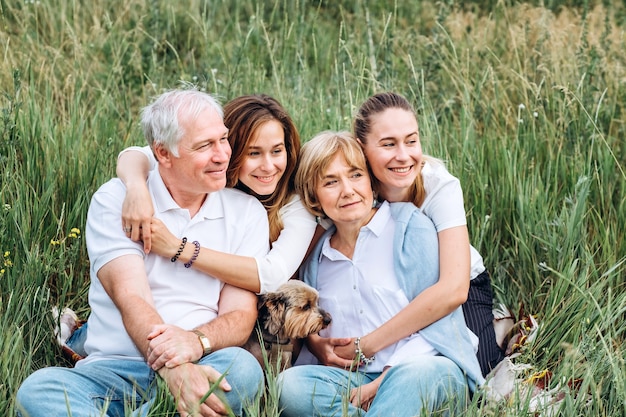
left=16, top=347, right=263, bottom=417
left=278, top=355, right=469, bottom=417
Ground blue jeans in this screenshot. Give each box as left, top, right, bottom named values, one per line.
left=278, top=355, right=469, bottom=417
left=16, top=347, right=263, bottom=417
left=66, top=321, right=88, bottom=358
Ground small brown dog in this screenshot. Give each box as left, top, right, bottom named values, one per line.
left=243, top=280, right=332, bottom=371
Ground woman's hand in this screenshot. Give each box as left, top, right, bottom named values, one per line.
left=122, top=181, right=154, bottom=252
left=335, top=335, right=376, bottom=367
left=148, top=218, right=181, bottom=259
left=306, top=334, right=354, bottom=369
left=333, top=337, right=357, bottom=362
left=350, top=375, right=383, bottom=411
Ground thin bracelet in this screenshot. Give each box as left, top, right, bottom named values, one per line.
left=354, top=337, right=375, bottom=365
left=171, top=237, right=187, bottom=262
left=184, top=240, right=200, bottom=268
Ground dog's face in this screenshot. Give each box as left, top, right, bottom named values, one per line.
left=259, top=280, right=332, bottom=340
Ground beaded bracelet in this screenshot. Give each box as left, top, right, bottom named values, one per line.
left=171, top=237, right=187, bottom=262
left=354, top=337, right=375, bottom=365
left=184, top=240, right=200, bottom=268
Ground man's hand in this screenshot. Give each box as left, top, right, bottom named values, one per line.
left=306, top=334, right=353, bottom=369
left=159, top=363, right=232, bottom=417
left=147, top=324, right=203, bottom=370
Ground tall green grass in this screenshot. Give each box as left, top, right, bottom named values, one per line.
left=1, top=0, right=624, bottom=415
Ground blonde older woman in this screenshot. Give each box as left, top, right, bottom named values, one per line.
left=278, top=131, right=483, bottom=416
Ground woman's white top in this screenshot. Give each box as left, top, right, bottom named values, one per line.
left=258, top=194, right=317, bottom=292
left=420, top=159, right=486, bottom=279
left=118, top=146, right=317, bottom=293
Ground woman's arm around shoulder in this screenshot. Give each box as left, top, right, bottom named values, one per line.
left=255, top=195, right=317, bottom=293
left=157, top=195, right=317, bottom=294
left=117, top=145, right=156, bottom=251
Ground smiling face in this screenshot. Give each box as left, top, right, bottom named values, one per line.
left=359, top=107, right=423, bottom=202
left=315, top=153, right=374, bottom=227
left=237, top=119, right=287, bottom=196
left=156, top=107, right=231, bottom=204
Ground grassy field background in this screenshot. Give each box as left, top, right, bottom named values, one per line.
left=1, top=0, right=624, bottom=415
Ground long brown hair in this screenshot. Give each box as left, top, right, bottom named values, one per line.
left=353, top=92, right=426, bottom=207
left=224, top=94, right=300, bottom=244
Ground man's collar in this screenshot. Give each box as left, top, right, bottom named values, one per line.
left=148, top=170, right=225, bottom=220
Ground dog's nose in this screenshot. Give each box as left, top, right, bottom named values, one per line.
left=322, top=312, right=332, bottom=326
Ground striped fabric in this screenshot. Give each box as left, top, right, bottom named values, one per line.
left=463, top=271, right=505, bottom=376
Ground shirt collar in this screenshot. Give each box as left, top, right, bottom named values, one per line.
left=148, top=169, right=225, bottom=220
left=318, top=200, right=391, bottom=262
left=364, top=200, right=390, bottom=237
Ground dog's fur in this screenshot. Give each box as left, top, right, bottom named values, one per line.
left=243, top=280, right=332, bottom=371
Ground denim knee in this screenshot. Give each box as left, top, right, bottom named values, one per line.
left=278, top=366, right=319, bottom=417
left=201, top=347, right=263, bottom=414
left=16, top=367, right=76, bottom=417
left=378, top=356, right=468, bottom=413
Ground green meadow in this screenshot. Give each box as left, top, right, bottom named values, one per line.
left=1, top=0, right=624, bottom=415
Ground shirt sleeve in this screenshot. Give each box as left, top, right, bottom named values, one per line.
left=86, top=179, right=145, bottom=274
left=117, top=145, right=157, bottom=171
left=420, top=160, right=467, bottom=232
left=224, top=190, right=271, bottom=260
left=255, top=195, right=317, bottom=293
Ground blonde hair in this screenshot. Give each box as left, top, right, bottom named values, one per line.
left=295, top=130, right=370, bottom=218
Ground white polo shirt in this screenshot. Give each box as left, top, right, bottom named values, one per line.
left=80, top=169, right=269, bottom=364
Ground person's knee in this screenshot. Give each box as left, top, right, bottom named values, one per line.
left=388, top=356, right=467, bottom=392
left=16, top=368, right=62, bottom=413
left=277, top=367, right=311, bottom=415
left=221, top=347, right=263, bottom=387
left=382, top=357, right=468, bottom=412
left=209, top=348, right=264, bottom=411
left=15, top=374, right=33, bottom=412
left=277, top=367, right=298, bottom=403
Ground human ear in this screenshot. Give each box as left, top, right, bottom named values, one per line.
left=153, top=144, right=172, bottom=167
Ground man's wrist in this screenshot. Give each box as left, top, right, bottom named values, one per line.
left=192, top=329, right=212, bottom=356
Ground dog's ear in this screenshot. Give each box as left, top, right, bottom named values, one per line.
left=261, top=292, right=287, bottom=336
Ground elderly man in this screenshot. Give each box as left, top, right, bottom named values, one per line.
left=16, top=89, right=268, bottom=416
